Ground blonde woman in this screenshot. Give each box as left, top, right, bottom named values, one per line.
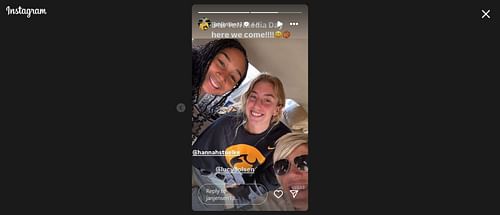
left=192, top=73, right=291, bottom=210
left=251, top=132, right=309, bottom=211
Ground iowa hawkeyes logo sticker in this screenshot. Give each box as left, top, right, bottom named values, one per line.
left=198, top=17, right=211, bottom=31
left=225, top=144, right=265, bottom=171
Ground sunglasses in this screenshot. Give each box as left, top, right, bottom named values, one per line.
left=273, top=155, right=308, bottom=176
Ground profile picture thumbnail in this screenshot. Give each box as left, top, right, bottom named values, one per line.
left=198, top=17, right=211, bottom=31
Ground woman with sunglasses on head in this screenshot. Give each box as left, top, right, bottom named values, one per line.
left=192, top=73, right=291, bottom=210
left=192, top=39, right=249, bottom=144
left=251, top=132, right=309, bottom=211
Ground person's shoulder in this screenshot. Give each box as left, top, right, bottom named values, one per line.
left=212, top=112, right=241, bottom=126
left=275, top=121, right=292, bottom=133
left=266, top=122, right=291, bottom=142
left=216, top=112, right=237, bottom=121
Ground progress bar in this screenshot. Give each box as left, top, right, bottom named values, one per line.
left=198, top=11, right=302, bottom=14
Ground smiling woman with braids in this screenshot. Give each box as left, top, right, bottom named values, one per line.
left=192, top=39, right=249, bottom=144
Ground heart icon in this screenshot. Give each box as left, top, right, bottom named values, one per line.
left=273, top=189, right=284, bottom=199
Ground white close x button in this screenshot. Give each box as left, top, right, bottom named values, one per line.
left=482, top=9, right=491, bottom=19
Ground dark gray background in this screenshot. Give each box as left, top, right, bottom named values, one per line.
left=3, top=0, right=498, bottom=214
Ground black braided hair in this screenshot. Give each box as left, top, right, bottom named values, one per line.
left=192, top=39, right=249, bottom=118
